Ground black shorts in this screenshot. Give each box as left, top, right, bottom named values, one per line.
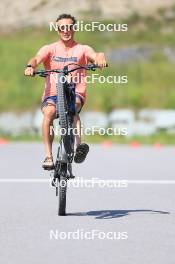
left=41, top=93, right=85, bottom=114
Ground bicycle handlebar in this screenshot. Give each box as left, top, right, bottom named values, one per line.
left=34, top=63, right=108, bottom=77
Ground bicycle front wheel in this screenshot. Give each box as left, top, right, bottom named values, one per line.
left=57, top=73, right=74, bottom=155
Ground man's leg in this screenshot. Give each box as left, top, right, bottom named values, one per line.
left=42, top=104, right=56, bottom=169
left=74, top=98, right=82, bottom=146
left=74, top=97, right=89, bottom=163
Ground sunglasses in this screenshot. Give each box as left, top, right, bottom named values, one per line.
left=58, top=24, right=74, bottom=32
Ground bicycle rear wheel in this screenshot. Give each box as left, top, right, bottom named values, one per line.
left=58, top=163, right=67, bottom=216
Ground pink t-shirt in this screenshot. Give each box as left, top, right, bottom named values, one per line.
left=36, top=41, right=92, bottom=101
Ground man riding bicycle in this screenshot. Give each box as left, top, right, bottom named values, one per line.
left=24, top=14, right=107, bottom=170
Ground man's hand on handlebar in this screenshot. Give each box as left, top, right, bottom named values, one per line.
left=94, top=52, right=107, bottom=69
left=24, top=66, right=35, bottom=77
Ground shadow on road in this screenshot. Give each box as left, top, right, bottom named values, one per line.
left=68, top=209, right=170, bottom=219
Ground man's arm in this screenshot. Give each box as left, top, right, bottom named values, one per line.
left=85, top=45, right=107, bottom=68
left=24, top=56, right=43, bottom=76
left=24, top=45, right=50, bottom=76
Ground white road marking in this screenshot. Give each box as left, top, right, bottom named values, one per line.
left=0, top=179, right=175, bottom=184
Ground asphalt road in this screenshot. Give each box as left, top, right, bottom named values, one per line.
left=0, top=143, right=175, bottom=264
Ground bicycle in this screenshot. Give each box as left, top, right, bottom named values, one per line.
left=34, top=63, right=106, bottom=216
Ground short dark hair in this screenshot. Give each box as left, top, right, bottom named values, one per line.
left=56, top=14, right=76, bottom=25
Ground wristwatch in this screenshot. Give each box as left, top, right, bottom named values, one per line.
left=26, top=64, right=33, bottom=68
